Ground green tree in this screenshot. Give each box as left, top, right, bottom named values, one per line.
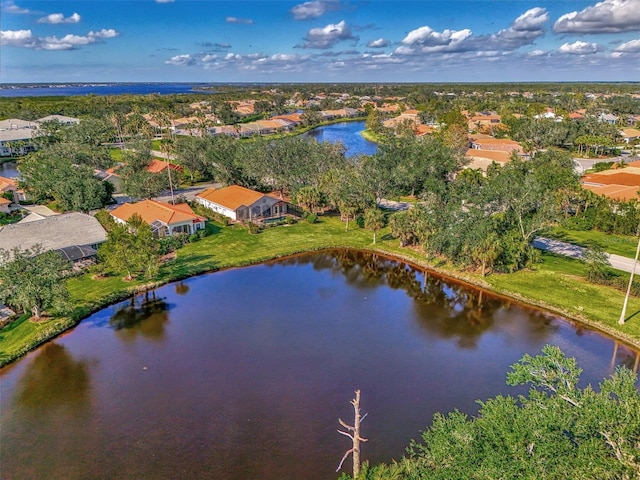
left=99, top=214, right=160, bottom=280
left=364, top=208, right=386, bottom=244
left=0, top=246, right=71, bottom=318
left=294, top=186, right=325, bottom=214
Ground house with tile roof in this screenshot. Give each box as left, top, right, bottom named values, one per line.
left=469, top=137, right=525, bottom=155
left=0, top=197, right=10, bottom=214
left=0, top=176, right=26, bottom=202
left=110, top=200, right=206, bottom=237
left=195, top=185, right=290, bottom=222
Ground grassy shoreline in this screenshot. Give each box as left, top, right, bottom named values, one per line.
left=2, top=216, right=639, bottom=367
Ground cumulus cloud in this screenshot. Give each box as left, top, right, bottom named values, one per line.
left=367, top=38, right=389, bottom=48
left=528, top=49, right=547, bottom=56
left=398, top=26, right=473, bottom=54
left=484, top=7, right=548, bottom=49
left=0, top=29, right=38, bottom=48
left=290, top=0, right=339, bottom=20
left=1, top=28, right=120, bottom=50
left=165, top=54, right=196, bottom=66
left=614, top=38, right=640, bottom=53
left=226, top=17, right=254, bottom=25
left=554, top=0, right=640, bottom=34
left=38, top=12, right=81, bottom=24
left=3, top=1, right=32, bottom=14
left=300, top=20, right=357, bottom=49
left=558, top=40, right=601, bottom=54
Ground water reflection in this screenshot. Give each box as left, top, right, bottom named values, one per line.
left=109, top=292, right=171, bottom=341
left=175, top=282, right=190, bottom=295
left=14, top=343, right=91, bottom=413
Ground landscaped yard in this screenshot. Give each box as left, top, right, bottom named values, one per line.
left=2, top=216, right=640, bottom=367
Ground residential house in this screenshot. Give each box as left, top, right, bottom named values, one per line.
left=110, top=199, right=206, bottom=237
left=598, top=113, right=618, bottom=125
left=469, top=137, right=525, bottom=155
left=17, top=205, right=59, bottom=223
left=0, top=176, right=26, bottom=202
left=620, top=128, right=640, bottom=144
left=0, top=119, right=38, bottom=157
left=36, top=114, right=80, bottom=126
left=195, top=185, right=289, bottom=222
left=581, top=161, right=640, bottom=201
left=467, top=112, right=502, bottom=132
left=0, top=197, right=10, bottom=214
left=0, top=212, right=107, bottom=264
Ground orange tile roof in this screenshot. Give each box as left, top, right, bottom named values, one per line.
left=582, top=168, right=640, bottom=187
left=146, top=159, right=183, bottom=174
left=196, top=185, right=267, bottom=210
left=582, top=184, right=640, bottom=201
left=0, top=176, right=18, bottom=192
left=111, top=200, right=205, bottom=226
left=415, top=124, right=435, bottom=136
left=0, top=197, right=10, bottom=205
left=465, top=149, right=512, bottom=163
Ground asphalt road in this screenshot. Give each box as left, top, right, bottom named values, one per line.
left=533, top=236, right=640, bottom=274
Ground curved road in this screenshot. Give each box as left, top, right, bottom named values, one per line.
left=533, top=237, right=640, bottom=274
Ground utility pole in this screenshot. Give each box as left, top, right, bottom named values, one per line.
left=337, top=390, right=367, bottom=479
left=619, top=233, right=640, bottom=325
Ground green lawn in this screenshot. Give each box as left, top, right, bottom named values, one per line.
left=548, top=227, right=638, bottom=258
left=2, top=216, right=640, bottom=367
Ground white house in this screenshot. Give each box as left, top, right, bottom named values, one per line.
left=195, top=185, right=288, bottom=222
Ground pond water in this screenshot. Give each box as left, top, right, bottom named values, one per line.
left=1, top=250, right=638, bottom=480
left=0, top=161, right=19, bottom=178
left=304, top=121, right=378, bottom=157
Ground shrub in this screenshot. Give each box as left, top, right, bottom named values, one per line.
left=247, top=222, right=262, bottom=234
left=286, top=216, right=297, bottom=225
left=306, top=213, right=318, bottom=224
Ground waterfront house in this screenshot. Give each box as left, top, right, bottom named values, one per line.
left=110, top=199, right=206, bottom=237
left=0, top=212, right=107, bottom=264
left=195, top=185, right=289, bottom=222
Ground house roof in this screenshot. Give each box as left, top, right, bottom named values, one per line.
left=146, top=159, right=183, bottom=174
left=36, top=114, right=80, bottom=124
left=465, top=149, right=512, bottom=163
left=0, top=176, right=19, bottom=192
left=0, top=212, right=107, bottom=257
left=196, top=185, right=267, bottom=210
left=582, top=184, right=639, bottom=201
left=582, top=168, right=640, bottom=187
left=0, top=197, right=10, bottom=205
left=620, top=128, right=640, bottom=138
left=111, top=200, right=205, bottom=226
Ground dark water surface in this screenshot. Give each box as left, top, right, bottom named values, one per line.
left=1, top=250, right=638, bottom=479
left=304, top=121, right=377, bottom=157
left=0, top=161, right=19, bottom=178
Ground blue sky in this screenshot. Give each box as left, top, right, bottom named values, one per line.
left=1, top=0, right=639, bottom=83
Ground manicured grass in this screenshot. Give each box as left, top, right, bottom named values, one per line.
left=151, top=139, right=161, bottom=151
left=3, top=216, right=640, bottom=367
left=548, top=227, right=638, bottom=258
left=109, top=148, right=123, bottom=161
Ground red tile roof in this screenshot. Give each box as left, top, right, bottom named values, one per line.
left=111, top=200, right=205, bottom=226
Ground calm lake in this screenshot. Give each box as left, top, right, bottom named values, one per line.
left=0, top=161, right=19, bottom=178
left=1, top=250, right=638, bottom=479
left=304, top=121, right=377, bottom=157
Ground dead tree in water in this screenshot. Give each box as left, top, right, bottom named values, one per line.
left=336, top=390, right=368, bottom=478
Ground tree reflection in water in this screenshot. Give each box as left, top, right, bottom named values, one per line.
left=284, top=249, right=559, bottom=348
left=14, top=343, right=91, bottom=413
left=109, top=291, right=171, bottom=341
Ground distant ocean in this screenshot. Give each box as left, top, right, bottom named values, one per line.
left=0, top=83, right=218, bottom=97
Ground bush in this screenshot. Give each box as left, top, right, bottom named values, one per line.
left=306, top=213, right=318, bottom=224
left=285, top=216, right=297, bottom=225
left=247, top=222, right=262, bottom=234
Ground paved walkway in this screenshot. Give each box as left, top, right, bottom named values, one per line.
left=533, top=236, right=640, bottom=274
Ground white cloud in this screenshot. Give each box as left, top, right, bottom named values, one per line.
left=398, top=26, right=472, bottom=53
left=558, top=40, right=601, bottom=54
left=226, top=17, right=254, bottom=25
left=367, top=38, right=389, bottom=48
left=0, top=29, right=38, bottom=47
left=165, top=54, right=195, bottom=66
left=476, top=8, right=548, bottom=51
left=554, top=0, right=640, bottom=34
left=3, top=1, right=32, bottom=14
left=301, top=20, right=357, bottom=49
left=614, top=38, right=640, bottom=53
left=88, top=29, right=119, bottom=39
left=38, top=12, right=81, bottom=24
left=1, top=28, right=119, bottom=50
left=291, top=0, right=339, bottom=20
left=528, top=49, right=547, bottom=56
